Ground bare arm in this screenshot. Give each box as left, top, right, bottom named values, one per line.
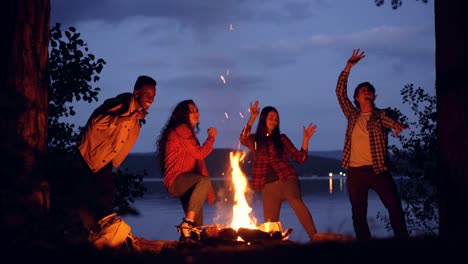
left=301, top=122, right=317, bottom=151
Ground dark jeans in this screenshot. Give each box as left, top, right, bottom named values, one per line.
left=261, top=176, right=317, bottom=240
left=347, top=166, right=409, bottom=240
left=169, top=172, right=212, bottom=226
left=75, top=153, right=115, bottom=230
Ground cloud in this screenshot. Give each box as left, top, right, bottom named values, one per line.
left=51, top=0, right=323, bottom=40
left=242, top=24, right=434, bottom=69
left=52, top=1, right=258, bottom=31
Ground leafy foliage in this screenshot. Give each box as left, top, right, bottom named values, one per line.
left=374, top=0, right=428, bottom=10
left=48, top=23, right=105, bottom=152
left=378, top=84, right=438, bottom=236
left=114, top=168, right=148, bottom=214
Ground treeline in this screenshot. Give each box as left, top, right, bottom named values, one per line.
left=120, top=149, right=344, bottom=178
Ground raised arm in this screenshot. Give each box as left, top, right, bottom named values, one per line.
left=336, top=49, right=366, bottom=118
left=240, top=100, right=260, bottom=147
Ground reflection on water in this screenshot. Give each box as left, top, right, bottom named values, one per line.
left=124, top=176, right=391, bottom=243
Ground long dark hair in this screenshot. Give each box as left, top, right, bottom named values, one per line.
left=155, top=99, right=200, bottom=173
left=254, top=106, right=283, bottom=157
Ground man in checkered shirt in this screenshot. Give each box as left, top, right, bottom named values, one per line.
left=336, top=49, right=409, bottom=241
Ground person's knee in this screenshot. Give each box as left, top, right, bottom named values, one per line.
left=198, top=176, right=211, bottom=190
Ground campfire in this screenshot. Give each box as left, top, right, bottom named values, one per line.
left=195, top=151, right=292, bottom=243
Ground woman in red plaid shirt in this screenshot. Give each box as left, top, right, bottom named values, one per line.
left=240, top=100, right=318, bottom=241
left=156, top=99, right=217, bottom=240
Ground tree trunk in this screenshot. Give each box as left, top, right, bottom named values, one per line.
left=1, top=0, right=51, bottom=243
left=435, top=0, right=468, bottom=239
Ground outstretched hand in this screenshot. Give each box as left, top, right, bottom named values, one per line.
left=346, top=49, right=366, bottom=68
left=250, top=100, right=260, bottom=119
left=303, top=122, right=318, bottom=140
left=393, top=122, right=409, bottom=137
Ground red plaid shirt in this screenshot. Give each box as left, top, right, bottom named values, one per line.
left=336, top=71, right=397, bottom=174
left=240, top=125, right=307, bottom=191
left=162, top=124, right=215, bottom=195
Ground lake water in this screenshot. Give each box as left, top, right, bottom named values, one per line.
left=123, top=176, right=393, bottom=243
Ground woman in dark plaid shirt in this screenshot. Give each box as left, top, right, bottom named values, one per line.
left=336, top=49, right=409, bottom=241
left=240, top=100, right=318, bottom=241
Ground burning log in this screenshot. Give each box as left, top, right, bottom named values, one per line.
left=195, top=223, right=293, bottom=243
left=200, top=226, right=238, bottom=241
left=237, top=228, right=275, bottom=242
left=237, top=227, right=293, bottom=242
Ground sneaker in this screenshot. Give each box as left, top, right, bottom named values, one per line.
left=176, top=218, right=197, bottom=241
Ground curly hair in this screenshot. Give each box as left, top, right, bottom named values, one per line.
left=155, top=99, right=200, bottom=173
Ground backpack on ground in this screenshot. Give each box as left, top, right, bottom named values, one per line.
left=88, top=213, right=135, bottom=250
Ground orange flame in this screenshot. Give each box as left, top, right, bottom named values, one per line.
left=229, top=151, right=257, bottom=230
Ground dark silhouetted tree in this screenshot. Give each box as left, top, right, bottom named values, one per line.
left=1, top=0, right=51, bottom=244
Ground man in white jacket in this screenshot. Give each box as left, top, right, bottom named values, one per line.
left=76, top=75, right=156, bottom=231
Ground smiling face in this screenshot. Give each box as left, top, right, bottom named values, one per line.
left=134, top=84, right=156, bottom=110
left=265, top=111, right=279, bottom=133
left=188, top=103, right=199, bottom=127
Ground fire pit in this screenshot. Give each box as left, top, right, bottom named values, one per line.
left=183, top=222, right=293, bottom=243
left=180, top=152, right=293, bottom=244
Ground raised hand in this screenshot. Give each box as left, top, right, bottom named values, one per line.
left=250, top=100, right=260, bottom=118
left=248, top=100, right=260, bottom=125
left=346, top=49, right=366, bottom=67
left=303, top=122, right=318, bottom=140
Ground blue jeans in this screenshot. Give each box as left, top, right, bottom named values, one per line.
left=169, top=172, right=212, bottom=226
left=347, top=166, right=409, bottom=240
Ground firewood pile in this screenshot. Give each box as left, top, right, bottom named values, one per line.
left=177, top=221, right=293, bottom=243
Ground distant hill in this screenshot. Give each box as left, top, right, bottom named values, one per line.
left=121, top=149, right=343, bottom=178
left=310, top=150, right=343, bottom=160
